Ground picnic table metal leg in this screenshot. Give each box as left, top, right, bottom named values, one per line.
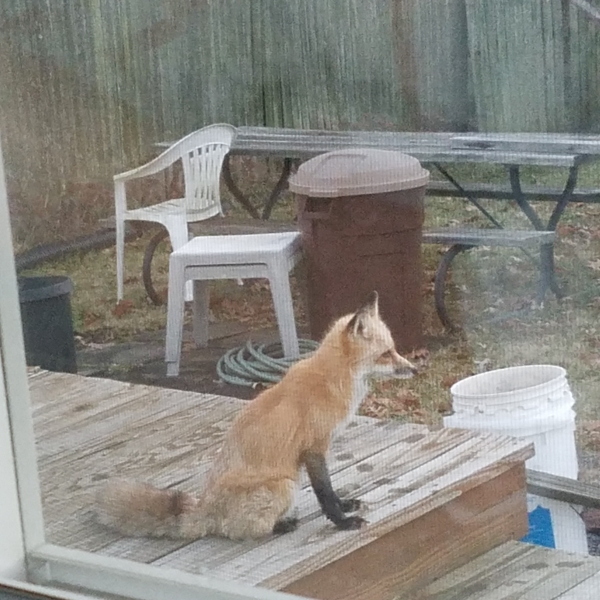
left=261, top=158, right=293, bottom=220
left=548, top=165, right=579, bottom=231
left=142, top=227, right=170, bottom=306
left=508, top=165, right=579, bottom=302
left=221, top=155, right=293, bottom=221
left=507, top=166, right=545, bottom=230
left=432, top=163, right=504, bottom=229
left=433, top=243, right=474, bottom=330
left=537, top=243, right=559, bottom=304
left=221, top=155, right=261, bottom=220
left=429, top=162, right=579, bottom=322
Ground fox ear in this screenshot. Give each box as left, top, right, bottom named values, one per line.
left=346, top=291, right=379, bottom=337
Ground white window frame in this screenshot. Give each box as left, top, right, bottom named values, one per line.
left=0, top=134, right=301, bottom=600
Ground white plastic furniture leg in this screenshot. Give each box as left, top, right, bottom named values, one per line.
left=192, top=280, right=210, bottom=347
left=164, top=232, right=302, bottom=377
left=165, top=256, right=186, bottom=377
left=268, top=266, right=300, bottom=360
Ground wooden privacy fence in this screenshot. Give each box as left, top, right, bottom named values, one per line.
left=1, top=0, right=600, bottom=246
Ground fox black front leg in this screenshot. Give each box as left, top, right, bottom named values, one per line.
left=272, top=517, right=299, bottom=535
left=338, top=497, right=362, bottom=513
left=302, top=451, right=365, bottom=530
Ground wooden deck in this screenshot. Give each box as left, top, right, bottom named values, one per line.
left=29, top=369, right=535, bottom=600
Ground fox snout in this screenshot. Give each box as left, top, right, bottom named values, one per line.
left=374, top=350, right=419, bottom=379
left=393, top=355, right=419, bottom=379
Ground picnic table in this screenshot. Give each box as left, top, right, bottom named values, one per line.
left=155, top=128, right=600, bottom=326
left=224, top=128, right=600, bottom=320
left=224, top=127, right=600, bottom=222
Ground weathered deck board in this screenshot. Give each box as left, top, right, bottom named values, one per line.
left=28, top=369, right=427, bottom=550
left=37, top=392, right=238, bottom=471
left=30, top=369, right=139, bottom=423
left=29, top=370, right=534, bottom=600
left=96, top=420, right=428, bottom=563
left=150, top=428, right=481, bottom=575
left=49, top=419, right=426, bottom=554
left=557, top=570, right=600, bottom=599
left=29, top=374, right=229, bottom=464
left=39, top=403, right=240, bottom=546
left=148, top=433, right=532, bottom=590
left=286, top=466, right=527, bottom=600
left=416, top=540, right=600, bottom=600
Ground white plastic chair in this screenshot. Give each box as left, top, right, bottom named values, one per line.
left=114, top=123, right=236, bottom=301
left=165, top=231, right=302, bottom=377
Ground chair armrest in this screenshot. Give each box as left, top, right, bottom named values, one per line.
left=114, top=145, right=180, bottom=183
left=114, top=125, right=236, bottom=183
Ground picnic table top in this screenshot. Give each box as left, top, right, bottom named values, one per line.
left=226, top=127, right=600, bottom=167
left=156, top=127, right=600, bottom=167
left=29, top=368, right=532, bottom=596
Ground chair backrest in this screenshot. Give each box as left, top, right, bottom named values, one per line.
left=176, top=124, right=236, bottom=218
left=115, top=123, right=236, bottom=220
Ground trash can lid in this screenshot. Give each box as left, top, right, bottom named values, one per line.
left=288, top=148, right=430, bottom=198
left=18, top=276, right=74, bottom=303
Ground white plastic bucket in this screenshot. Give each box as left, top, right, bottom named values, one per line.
left=444, top=365, right=588, bottom=554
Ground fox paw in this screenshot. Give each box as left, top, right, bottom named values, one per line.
left=273, top=518, right=299, bottom=535
left=339, top=498, right=362, bottom=513
left=336, top=515, right=366, bottom=530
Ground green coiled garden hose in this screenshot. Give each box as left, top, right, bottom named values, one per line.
left=216, top=339, right=320, bottom=387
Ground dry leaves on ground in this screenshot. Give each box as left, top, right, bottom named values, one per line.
left=112, top=300, right=135, bottom=318
left=361, top=389, right=422, bottom=420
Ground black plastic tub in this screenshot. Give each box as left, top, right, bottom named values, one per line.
left=18, top=276, right=77, bottom=373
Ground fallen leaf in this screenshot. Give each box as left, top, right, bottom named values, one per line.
left=411, top=409, right=429, bottom=424
left=409, top=348, right=430, bottom=362
left=582, top=420, right=600, bottom=432
left=578, top=352, right=600, bottom=368
left=112, top=300, right=134, bottom=318
left=398, top=390, right=421, bottom=410
left=360, top=390, right=421, bottom=419
left=83, top=311, right=102, bottom=327
left=437, top=399, right=453, bottom=414
left=557, top=224, right=578, bottom=236
left=441, top=374, right=461, bottom=389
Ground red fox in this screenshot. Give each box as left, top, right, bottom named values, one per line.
left=95, top=291, right=418, bottom=540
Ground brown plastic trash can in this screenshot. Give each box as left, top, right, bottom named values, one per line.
left=289, top=148, right=430, bottom=352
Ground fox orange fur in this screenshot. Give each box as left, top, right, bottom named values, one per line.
left=95, top=291, right=417, bottom=540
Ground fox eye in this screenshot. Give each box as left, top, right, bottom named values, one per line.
left=380, top=350, right=393, bottom=359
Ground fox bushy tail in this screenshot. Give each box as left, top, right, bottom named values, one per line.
left=95, top=479, right=205, bottom=539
